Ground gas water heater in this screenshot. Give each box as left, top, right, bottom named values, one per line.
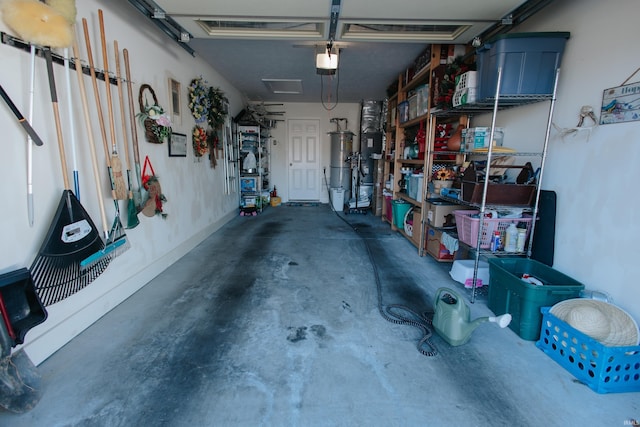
left=328, top=130, right=353, bottom=210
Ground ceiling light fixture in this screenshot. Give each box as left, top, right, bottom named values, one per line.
left=316, top=41, right=339, bottom=75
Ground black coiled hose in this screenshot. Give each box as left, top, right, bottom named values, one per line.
left=323, top=170, right=437, bottom=356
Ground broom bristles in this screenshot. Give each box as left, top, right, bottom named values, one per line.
left=80, top=216, right=129, bottom=271
left=79, top=238, right=129, bottom=271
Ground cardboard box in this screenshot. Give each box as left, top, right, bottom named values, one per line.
left=425, top=227, right=455, bottom=261
left=426, top=199, right=473, bottom=228
left=410, top=209, right=422, bottom=246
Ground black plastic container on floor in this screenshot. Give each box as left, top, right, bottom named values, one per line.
left=487, top=258, right=584, bottom=341
left=0, top=268, right=47, bottom=346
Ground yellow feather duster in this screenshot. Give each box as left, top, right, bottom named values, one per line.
left=1, top=0, right=73, bottom=48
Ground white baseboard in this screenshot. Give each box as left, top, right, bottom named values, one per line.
left=21, top=211, right=236, bottom=366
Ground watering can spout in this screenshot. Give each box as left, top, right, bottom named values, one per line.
left=489, top=313, right=512, bottom=329
left=468, top=312, right=512, bottom=332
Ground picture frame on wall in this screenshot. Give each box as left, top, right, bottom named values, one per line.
left=169, top=78, right=182, bottom=125
left=600, top=81, right=640, bottom=125
left=169, top=132, right=187, bottom=157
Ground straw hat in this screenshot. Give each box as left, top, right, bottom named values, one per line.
left=550, top=299, right=639, bottom=347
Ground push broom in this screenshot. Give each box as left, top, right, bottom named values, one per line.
left=79, top=13, right=130, bottom=270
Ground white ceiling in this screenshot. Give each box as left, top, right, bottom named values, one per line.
left=138, top=0, right=549, bottom=104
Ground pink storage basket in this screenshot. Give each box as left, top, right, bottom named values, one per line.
left=454, top=210, right=533, bottom=249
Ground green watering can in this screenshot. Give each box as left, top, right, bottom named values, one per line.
left=432, top=287, right=512, bottom=346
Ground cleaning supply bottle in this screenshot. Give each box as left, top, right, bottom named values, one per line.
left=504, top=223, right=518, bottom=252
left=522, top=274, right=543, bottom=286
left=516, top=228, right=527, bottom=252
left=490, top=231, right=501, bottom=252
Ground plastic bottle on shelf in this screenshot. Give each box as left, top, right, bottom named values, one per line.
left=504, top=223, right=518, bottom=252
left=516, top=228, right=527, bottom=252
left=490, top=231, right=501, bottom=252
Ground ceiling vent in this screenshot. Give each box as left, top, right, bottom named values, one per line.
left=339, top=21, right=472, bottom=42
left=197, top=19, right=325, bottom=39
left=262, top=79, right=303, bottom=94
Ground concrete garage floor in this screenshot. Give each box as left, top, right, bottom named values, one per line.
left=1, top=205, right=637, bottom=426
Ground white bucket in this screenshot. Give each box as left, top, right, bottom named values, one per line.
left=330, top=188, right=345, bottom=211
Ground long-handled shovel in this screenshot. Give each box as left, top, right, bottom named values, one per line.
left=114, top=40, right=139, bottom=229
left=30, top=47, right=110, bottom=306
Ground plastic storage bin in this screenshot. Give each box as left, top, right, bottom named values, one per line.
left=488, top=258, right=584, bottom=340
left=407, top=173, right=423, bottom=201
left=455, top=71, right=477, bottom=92
left=398, top=101, right=409, bottom=123
left=240, top=177, right=258, bottom=193
left=536, top=307, right=640, bottom=394
left=476, top=32, right=570, bottom=101
left=454, top=210, right=533, bottom=249
left=463, top=127, right=504, bottom=151
left=453, top=88, right=477, bottom=108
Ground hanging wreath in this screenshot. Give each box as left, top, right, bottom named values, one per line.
left=192, top=125, right=208, bottom=157
left=207, top=86, right=227, bottom=130
left=137, top=84, right=172, bottom=144
left=188, top=77, right=210, bottom=123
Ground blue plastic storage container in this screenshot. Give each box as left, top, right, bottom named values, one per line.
left=476, top=32, right=570, bottom=101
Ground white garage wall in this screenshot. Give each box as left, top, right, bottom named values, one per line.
left=471, top=0, right=640, bottom=321
left=0, top=0, right=244, bottom=364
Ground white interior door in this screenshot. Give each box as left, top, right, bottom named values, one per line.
left=288, top=119, right=320, bottom=201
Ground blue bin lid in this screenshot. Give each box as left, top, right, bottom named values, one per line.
left=487, top=31, right=570, bottom=42
left=478, top=31, right=570, bottom=52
